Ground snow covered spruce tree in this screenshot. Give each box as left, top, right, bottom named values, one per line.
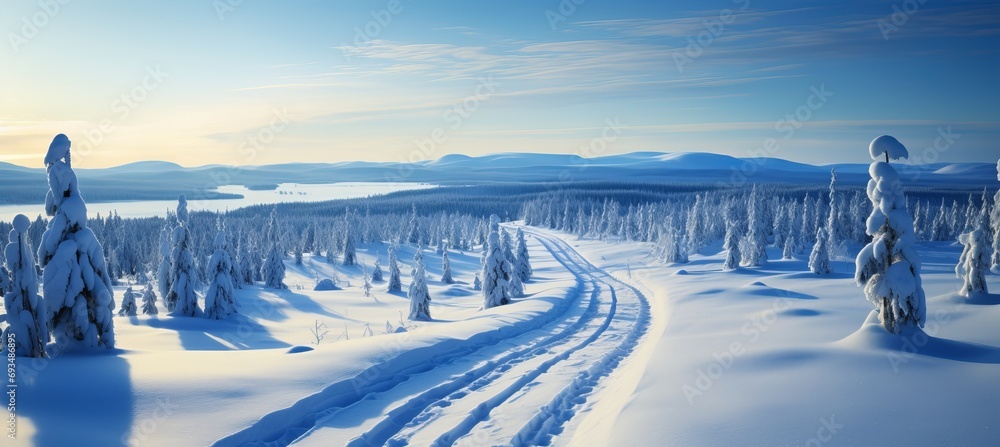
left=956, top=216, right=989, bottom=297
left=722, top=218, right=742, bottom=271
left=261, top=207, right=286, bottom=289
left=441, top=250, right=454, bottom=284
left=343, top=211, right=357, bottom=266
left=118, top=286, right=137, bottom=317
left=3, top=214, right=48, bottom=357
left=165, top=196, right=201, bottom=316
left=372, top=258, right=384, bottom=282
left=156, top=219, right=174, bottom=299
left=408, top=250, right=432, bottom=320
left=501, top=229, right=524, bottom=297
left=205, top=231, right=238, bottom=319
left=482, top=215, right=511, bottom=308
left=809, top=227, right=831, bottom=275
left=514, top=227, right=532, bottom=282
left=141, top=282, right=158, bottom=315
left=855, top=135, right=926, bottom=334
left=37, top=134, right=116, bottom=350
left=386, top=246, right=402, bottom=292
left=742, top=185, right=768, bottom=267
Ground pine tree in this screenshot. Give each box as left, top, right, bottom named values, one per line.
left=2, top=214, right=48, bottom=357
left=514, top=227, right=532, bottom=281
left=408, top=250, right=432, bottom=320
left=473, top=273, right=482, bottom=291
left=205, top=231, right=238, bottom=319
left=343, top=210, right=357, bottom=266
left=156, top=222, right=173, bottom=304
left=826, top=169, right=840, bottom=253
left=482, top=215, right=511, bottom=308
left=37, top=134, right=116, bottom=350
left=141, top=282, right=158, bottom=315
left=371, top=258, right=385, bottom=282
left=261, top=208, right=286, bottom=289
left=742, top=186, right=768, bottom=267
left=856, top=135, right=926, bottom=334
left=387, top=246, right=402, bottom=292
left=809, top=227, right=831, bottom=275
left=118, top=286, right=137, bottom=317
left=166, top=196, right=201, bottom=317
left=262, top=245, right=287, bottom=289
left=441, top=250, right=454, bottom=284
left=722, top=219, right=742, bottom=271
left=500, top=229, right=523, bottom=297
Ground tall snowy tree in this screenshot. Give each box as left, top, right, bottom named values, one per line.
left=500, top=229, right=523, bottom=297
left=205, top=231, right=238, bottom=319
left=118, top=286, right=137, bottom=317
left=408, top=250, right=432, bottom=320
left=261, top=207, right=286, bottom=289
left=855, top=135, right=926, bottom=334
left=809, top=227, right=831, bottom=275
left=386, top=246, right=402, bottom=292
left=482, top=215, right=511, bottom=308
left=514, top=227, right=532, bottom=282
left=722, top=219, right=742, bottom=271
left=261, top=245, right=287, bottom=289
left=156, top=222, right=175, bottom=298
left=441, top=250, right=454, bottom=284
left=342, top=211, right=357, bottom=266
left=166, top=196, right=201, bottom=317
left=826, top=169, right=841, bottom=254
left=3, top=214, right=48, bottom=357
left=37, top=134, right=116, bottom=350
left=371, top=258, right=384, bottom=282
left=141, top=282, right=158, bottom=315
left=742, top=186, right=768, bottom=267
left=956, top=227, right=989, bottom=297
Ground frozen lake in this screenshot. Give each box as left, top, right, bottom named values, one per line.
left=0, top=182, right=435, bottom=222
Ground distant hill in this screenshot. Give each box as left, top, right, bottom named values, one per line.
left=0, top=151, right=994, bottom=205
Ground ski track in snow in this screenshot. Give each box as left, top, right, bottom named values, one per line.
left=213, top=227, right=650, bottom=447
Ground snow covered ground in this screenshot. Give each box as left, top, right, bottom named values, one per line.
left=10, top=224, right=999, bottom=446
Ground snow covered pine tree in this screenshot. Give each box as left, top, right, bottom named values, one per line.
left=855, top=135, right=926, bottom=334
left=166, top=196, right=201, bottom=317
left=205, top=230, right=238, bottom=319
left=482, top=215, right=511, bottom=308
left=3, top=214, right=48, bottom=357
left=408, top=250, right=432, bottom=320
left=37, top=134, right=116, bottom=350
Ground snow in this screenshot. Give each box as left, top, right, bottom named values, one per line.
left=868, top=134, right=910, bottom=161
left=8, top=219, right=1000, bottom=446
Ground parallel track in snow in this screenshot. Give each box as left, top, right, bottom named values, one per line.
left=215, top=228, right=649, bottom=447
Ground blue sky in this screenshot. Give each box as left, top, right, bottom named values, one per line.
left=1, top=0, right=998, bottom=168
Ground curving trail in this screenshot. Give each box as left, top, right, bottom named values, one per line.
left=214, top=227, right=650, bottom=447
